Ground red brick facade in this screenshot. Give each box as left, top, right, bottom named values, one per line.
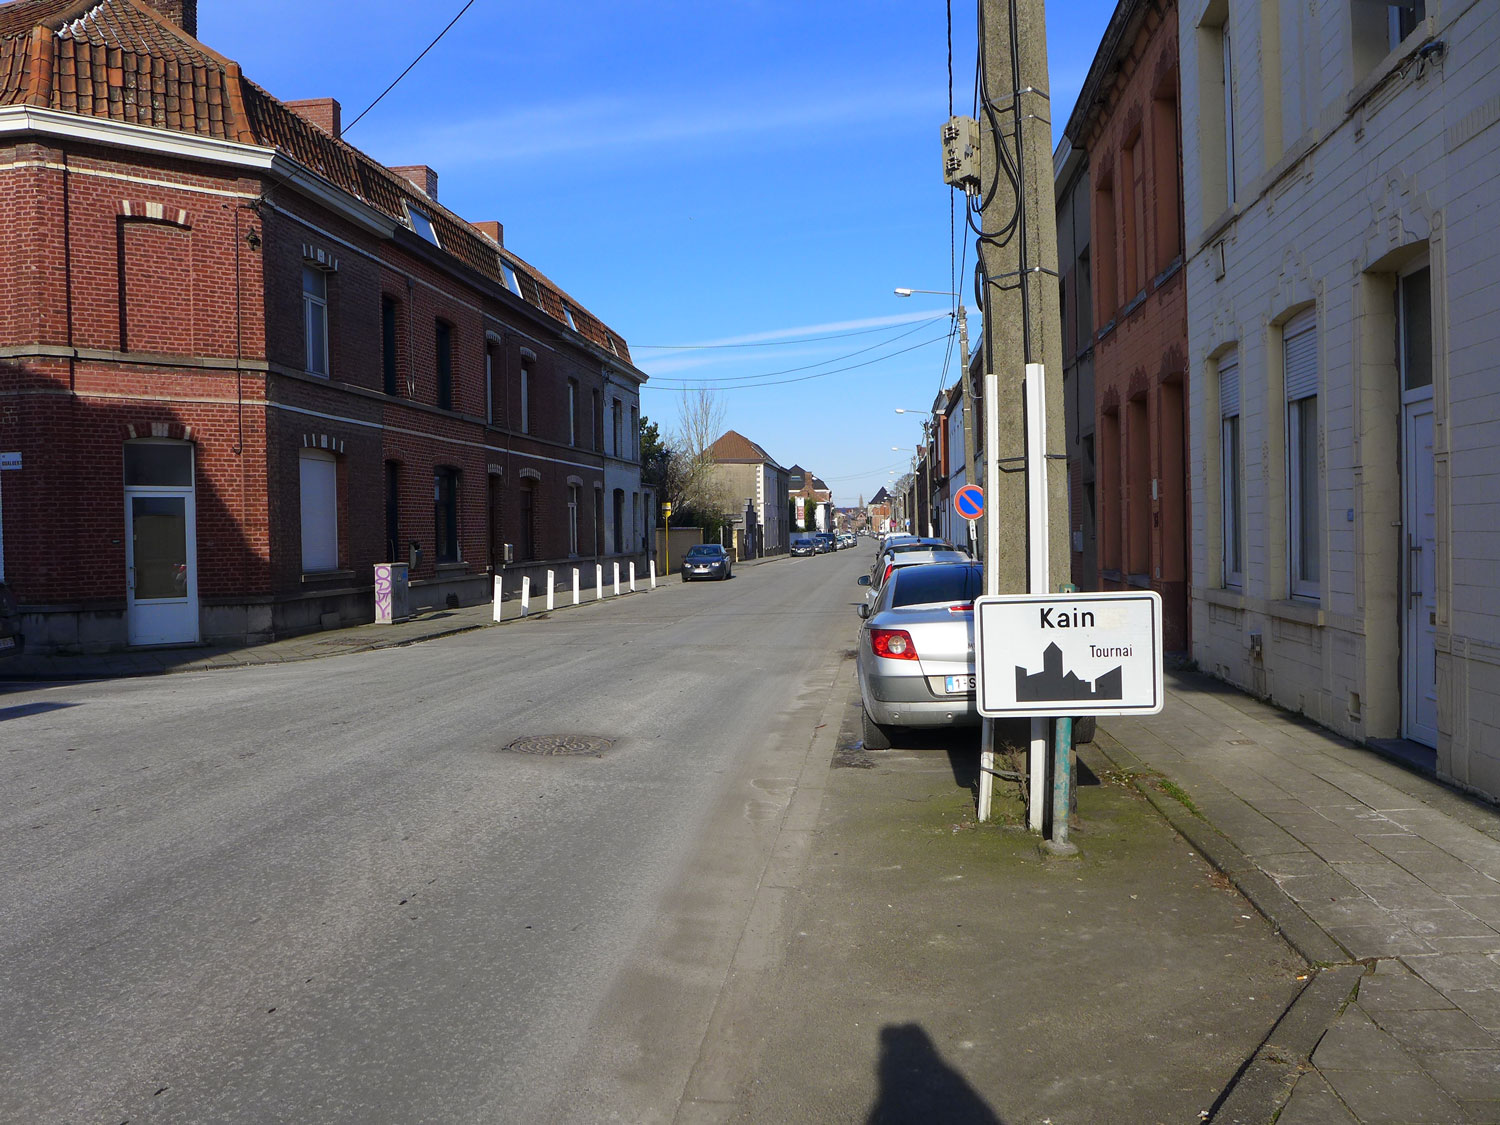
left=0, top=1, right=648, bottom=650
left=1065, top=0, right=1191, bottom=651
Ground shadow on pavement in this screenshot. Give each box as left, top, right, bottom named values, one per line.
left=867, top=1023, right=1004, bottom=1125
left=0, top=700, right=78, bottom=721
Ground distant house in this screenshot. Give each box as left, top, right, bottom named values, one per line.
left=706, top=430, right=789, bottom=557
left=867, top=487, right=893, bottom=534
left=787, top=464, right=833, bottom=532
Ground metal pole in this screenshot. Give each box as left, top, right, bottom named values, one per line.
left=956, top=305, right=977, bottom=556
left=1050, top=716, right=1075, bottom=852
left=977, top=366, right=1003, bottom=822
left=1026, top=362, right=1050, bottom=832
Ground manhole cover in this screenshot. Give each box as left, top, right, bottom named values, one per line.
left=505, top=734, right=614, bottom=757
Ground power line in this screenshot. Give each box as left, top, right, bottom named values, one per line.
left=646, top=318, right=943, bottom=385
left=343, top=0, right=480, bottom=136
left=634, top=315, right=946, bottom=350
left=642, top=329, right=956, bottom=392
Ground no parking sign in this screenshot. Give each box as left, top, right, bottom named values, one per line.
left=953, top=484, right=984, bottom=521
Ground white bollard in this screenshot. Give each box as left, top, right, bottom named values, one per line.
left=546, top=570, right=555, bottom=612
left=493, top=575, right=504, bottom=622
left=613, top=562, right=621, bottom=596
left=520, top=576, right=530, bottom=617
left=649, top=560, right=657, bottom=589
left=596, top=564, right=603, bottom=599
left=629, top=562, right=636, bottom=592
left=573, top=568, right=580, bottom=605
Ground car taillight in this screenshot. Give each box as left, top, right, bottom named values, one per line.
left=870, top=628, right=918, bottom=660
left=948, top=603, right=974, bottom=614
left=881, top=563, right=895, bottom=584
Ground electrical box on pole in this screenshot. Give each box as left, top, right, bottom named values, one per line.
left=941, top=116, right=982, bottom=192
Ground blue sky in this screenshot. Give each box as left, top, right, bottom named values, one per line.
left=201, top=0, right=1114, bottom=507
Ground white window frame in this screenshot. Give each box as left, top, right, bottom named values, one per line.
left=568, top=485, right=580, bottom=556
left=302, top=265, right=329, bottom=377
left=501, top=261, right=521, bottom=296
left=299, top=448, right=338, bottom=572
left=408, top=205, right=439, bottom=247
left=1219, top=351, right=1244, bottom=588
left=1284, top=311, right=1320, bottom=600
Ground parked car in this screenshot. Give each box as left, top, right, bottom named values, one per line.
left=0, top=581, right=23, bottom=659
left=680, top=543, right=732, bottom=581
left=790, top=536, right=817, bottom=557
left=856, top=562, right=984, bottom=749
left=811, top=534, right=833, bottom=554
left=858, top=547, right=972, bottom=612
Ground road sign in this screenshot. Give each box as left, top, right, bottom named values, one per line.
left=953, top=483, right=984, bottom=521
left=0, top=452, right=19, bottom=471
left=973, top=590, right=1164, bottom=717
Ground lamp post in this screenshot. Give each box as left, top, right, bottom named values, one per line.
left=895, top=288, right=975, bottom=551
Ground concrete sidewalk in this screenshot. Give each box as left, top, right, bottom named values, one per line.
left=1096, top=671, right=1500, bottom=1124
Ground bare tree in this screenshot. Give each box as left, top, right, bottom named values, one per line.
left=667, top=389, right=733, bottom=517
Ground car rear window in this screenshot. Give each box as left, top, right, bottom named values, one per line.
left=890, top=565, right=982, bottom=607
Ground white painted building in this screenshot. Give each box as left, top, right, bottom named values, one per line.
left=1181, top=0, right=1500, bottom=794
left=602, top=368, right=651, bottom=561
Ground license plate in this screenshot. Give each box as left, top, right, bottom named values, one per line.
left=944, top=674, right=975, bottom=694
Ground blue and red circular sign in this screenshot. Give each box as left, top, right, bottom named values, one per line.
left=953, top=484, right=985, bottom=520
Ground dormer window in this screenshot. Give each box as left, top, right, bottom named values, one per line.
left=501, top=261, right=522, bottom=296
left=407, top=205, right=439, bottom=247
left=562, top=305, right=577, bottom=330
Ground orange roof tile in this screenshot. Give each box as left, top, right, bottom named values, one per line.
left=0, top=0, right=632, bottom=362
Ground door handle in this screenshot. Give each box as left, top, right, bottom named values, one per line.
left=1407, top=534, right=1422, bottom=598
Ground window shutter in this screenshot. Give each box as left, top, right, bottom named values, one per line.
left=1219, top=353, right=1239, bottom=417
left=299, top=450, right=338, bottom=571
left=1283, top=311, right=1318, bottom=401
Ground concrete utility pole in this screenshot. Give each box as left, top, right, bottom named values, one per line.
left=974, top=0, right=1070, bottom=827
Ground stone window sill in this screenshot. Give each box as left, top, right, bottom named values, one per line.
left=1268, top=598, right=1324, bottom=628
left=1203, top=585, right=1245, bottom=611
left=302, top=569, right=353, bottom=583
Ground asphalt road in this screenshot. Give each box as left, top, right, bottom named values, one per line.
left=1, top=547, right=868, bottom=1124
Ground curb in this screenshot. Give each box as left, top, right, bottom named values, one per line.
left=1089, top=730, right=1361, bottom=1125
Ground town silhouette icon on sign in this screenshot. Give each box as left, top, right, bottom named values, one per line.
left=1016, top=641, right=1123, bottom=702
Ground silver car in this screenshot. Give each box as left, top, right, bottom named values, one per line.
left=858, top=547, right=971, bottom=612
left=856, top=563, right=983, bottom=749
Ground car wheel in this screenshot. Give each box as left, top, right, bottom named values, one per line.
left=1073, top=716, right=1097, bottom=744
left=861, top=706, right=893, bottom=750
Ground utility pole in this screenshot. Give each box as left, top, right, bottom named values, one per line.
left=971, top=0, right=1070, bottom=827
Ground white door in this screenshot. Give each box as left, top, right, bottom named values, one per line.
left=124, top=441, right=199, bottom=646
left=1402, top=398, right=1437, bottom=746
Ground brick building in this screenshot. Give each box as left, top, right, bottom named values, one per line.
left=0, top=0, right=648, bottom=651
left=1063, top=0, right=1190, bottom=651
left=706, top=430, right=789, bottom=558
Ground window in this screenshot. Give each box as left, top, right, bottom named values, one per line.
left=1221, top=30, right=1236, bottom=208
left=520, top=483, right=536, bottom=561
left=1284, top=312, right=1320, bottom=598
left=1389, top=0, right=1425, bottom=49
left=613, top=488, right=625, bottom=554
left=1094, top=176, right=1118, bottom=319
left=520, top=358, right=531, bottom=434
left=1219, top=351, right=1244, bottom=587
left=501, top=260, right=522, bottom=296
left=592, top=389, right=603, bottom=450
left=1152, top=88, right=1182, bottom=267
left=382, top=296, right=399, bottom=395
left=300, top=449, right=339, bottom=571
left=434, top=468, right=460, bottom=563
left=568, top=484, right=581, bottom=556
left=1125, top=133, right=1147, bottom=296
left=485, top=345, right=495, bottom=425
left=409, top=207, right=439, bottom=247
left=612, top=399, right=623, bottom=457
left=562, top=305, right=577, bottom=330
left=630, top=406, right=639, bottom=461
left=435, top=321, right=453, bottom=410
left=303, top=266, right=329, bottom=376
left=1399, top=267, right=1432, bottom=392
left=1127, top=397, right=1149, bottom=575
left=568, top=380, right=578, bottom=446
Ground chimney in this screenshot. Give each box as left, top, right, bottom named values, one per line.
left=472, top=221, right=503, bottom=246
left=285, top=98, right=342, bottom=141
left=140, top=0, right=197, bottom=36
left=390, top=165, right=438, bottom=201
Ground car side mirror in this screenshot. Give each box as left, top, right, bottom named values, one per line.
left=857, top=575, right=870, bottom=586
left=857, top=603, right=869, bottom=619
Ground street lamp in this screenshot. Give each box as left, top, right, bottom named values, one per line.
left=895, top=286, right=976, bottom=547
